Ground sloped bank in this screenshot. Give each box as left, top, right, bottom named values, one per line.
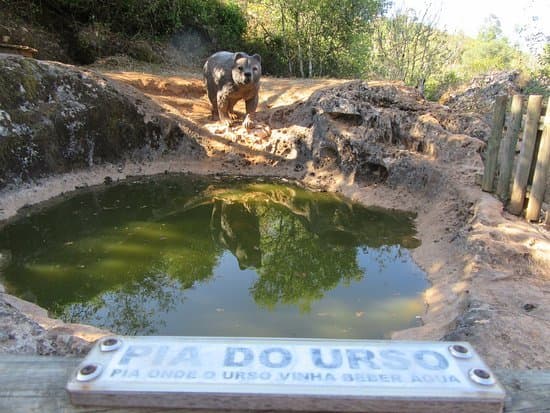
left=1, top=57, right=549, bottom=369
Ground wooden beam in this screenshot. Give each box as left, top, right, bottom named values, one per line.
left=521, top=114, right=548, bottom=131
left=482, top=95, right=507, bottom=192
left=525, top=98, right=550, bottom=221
left=0, top=355, right=549, bottom=412
left=497, top=369, right=550, bottom=413
left=508, top=95, right=543, bottom=215
left=497, top=95, right=523, bottom=201
left=0, top=355, right=204, bottom=413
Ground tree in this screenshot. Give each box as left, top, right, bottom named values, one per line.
left=367, top=5, right=455, bottom=90
left=459, top=16, right=524, bottom=78
left=244, top=0, right=385, bottom=77
left=514, top=0, right=550, bottom=58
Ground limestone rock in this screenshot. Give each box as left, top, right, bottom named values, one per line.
left=261, top=81, right=486, bottom=189
left=0, top=55, right=204, bottom=189
left=439, top=71, right=522, bottom=122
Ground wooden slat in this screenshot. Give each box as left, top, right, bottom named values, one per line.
left=0, top=355, right=204, bottom=413
left=525, top=98, right=550, bottom=221
left=497, top=95, right=523, bottom=201
left=0, top=355, right=549, bottom=413
left=482, top=95, right=508, bottom=192
left=521, top=114, right=548, bottom=131
left=496, top=368, right=550, bottom=413
left=508, top=95, right=544, bottom=215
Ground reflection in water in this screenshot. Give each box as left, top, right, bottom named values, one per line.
left=0, top=175, right=426, bottom=338
left=211, top=201, right=261, bottom=269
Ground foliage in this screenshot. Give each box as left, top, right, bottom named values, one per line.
left=366, top=10, right=547, bottom=100
left=242, top=34, right=289, bottom=76
left=5, top=0, right=247, bottom=50
left=423, top=70, right=462, bottom=101
left=521, top=43, right=549, bottom=97
left=243, top=0, right=385, bottom=77
left=366, top=6, right=456, bottom=89
left=458, top=18, right=523, bottom=79
left=437, top=19, right=548, bottom=100
left=239, top=1, right=544, bottom=100
left=540, top=43, right=550, bottom=77
left=514, top=0, right=549, bottom=58
left=3, top=0, right=548, bottom=99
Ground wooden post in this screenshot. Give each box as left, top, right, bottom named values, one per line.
left=482, top=95, right=507, bottom=192
left=497, top=95, right=523, bottom=201
left=508, top=95, right=543, bottom=215
left=525, top=99, right=550, bottom=221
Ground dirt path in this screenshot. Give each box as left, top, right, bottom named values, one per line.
left=1, top=69, right=549, bottom=370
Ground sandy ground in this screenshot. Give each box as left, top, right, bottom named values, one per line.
left=0, top=69, right=549, bottom=370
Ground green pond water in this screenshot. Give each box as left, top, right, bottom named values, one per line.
left=0, top=175, right=427, bottom=338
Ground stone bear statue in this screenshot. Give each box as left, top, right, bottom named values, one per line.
left=203, top=51, right=261, bottom=128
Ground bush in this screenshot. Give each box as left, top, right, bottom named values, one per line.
left=243, top=35, right=288, bottom=76
left=5, top=0, right=247, bottom=59
left=522, top=75, right=550, bottom=97
left=424, top=70, right=463, bottom=101
left=523, top=44, right=550, bottom=97
left=187, top=0, right=247, bottom=50
left=49, top=0, right=246, bottom=46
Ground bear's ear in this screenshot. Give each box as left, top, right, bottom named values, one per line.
left=234, top=52, right=246, bottom=62
left=252, top=54, right=261, bottom=64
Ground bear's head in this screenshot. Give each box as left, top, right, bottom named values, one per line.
left=232, top=52, right=262, bottom=86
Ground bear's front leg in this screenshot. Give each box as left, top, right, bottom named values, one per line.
left=217, top=89, right=233, bottom=126
left=243, top=94, right=259, bottom=129
left=227, top=99, right=239, bottom=121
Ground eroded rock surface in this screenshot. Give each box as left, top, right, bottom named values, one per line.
left=439, top=70, right=522, bottom=127
left=0, top=54, right=204, bottom=189
left=255, top=80, right=485, bottom=192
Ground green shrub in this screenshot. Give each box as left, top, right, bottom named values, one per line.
left=523, top=44, right=550, bottom=97
left=522, top=75, right=550, bottom=97
left=424, top=70, right=463, bottom=101
left=243, top=35, right=288, bottom=76
left=5, top=0, right=247, bottom=50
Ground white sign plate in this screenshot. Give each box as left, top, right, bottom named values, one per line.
left=66, top=336, right=505, bottom=412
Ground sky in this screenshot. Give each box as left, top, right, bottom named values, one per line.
left=390, top=0, right=549, bottom=53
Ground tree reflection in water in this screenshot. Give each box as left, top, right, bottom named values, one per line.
left=58, top=273, right=180, bottom=335
left=0, top=176, right=424, bottom=336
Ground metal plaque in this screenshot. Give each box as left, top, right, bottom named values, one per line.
left=66, top=336, right=505, bottom=412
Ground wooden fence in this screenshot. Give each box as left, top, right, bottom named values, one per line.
left=482, top=94, right=550, bottom=224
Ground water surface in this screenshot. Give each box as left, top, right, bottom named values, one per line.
left=0, top=175, right=427, bottom=338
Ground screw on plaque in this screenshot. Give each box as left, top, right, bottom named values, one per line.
left=468, top=368, right=496, bottom=386
left=76, top=363, right=103, bottom=382
left=100, top=336, right=123, bottom=352
left=448, top=344, right=472, bottom=359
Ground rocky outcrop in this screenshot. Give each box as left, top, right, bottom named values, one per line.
left=260, top=81, right=486, bottom=192
left=0, top=55, right=204, bottom=189
left=439, top=71, right=522, bottom=124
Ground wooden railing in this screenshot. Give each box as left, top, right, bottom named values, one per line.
left=0, top=355, right=549, bottom=412
left=482, top=94, right=550, bottom=224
